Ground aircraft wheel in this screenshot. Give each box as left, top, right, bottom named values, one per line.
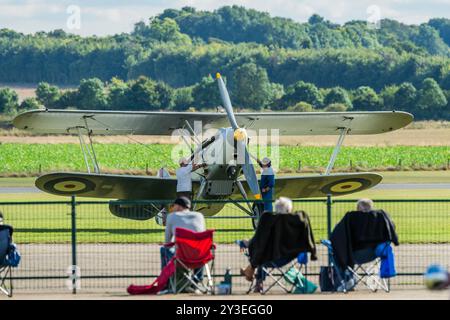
left=251, top=202, right=264, bottom=230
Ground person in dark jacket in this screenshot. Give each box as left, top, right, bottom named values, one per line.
left=239, top=197, right=317, bottom=292
left=257, top=157, right=275, bottom=212
left=0, top=211, right=13, bottom=237
left=330, top=198, right=399, bottom=270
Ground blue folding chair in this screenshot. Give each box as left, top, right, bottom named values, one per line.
left=322, top=240, right=391, bottom=293
left=0, top=227, right=13, bottom=297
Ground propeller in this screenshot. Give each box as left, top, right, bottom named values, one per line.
left=216, top=73, right=262, bottom=200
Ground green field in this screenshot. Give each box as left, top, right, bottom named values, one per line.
left=1, top=143, right=449, bottom=174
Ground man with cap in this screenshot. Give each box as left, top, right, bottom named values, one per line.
left=176, top=157, right=207, bottom=200
left=257, top=157, right=275, bottom=212
left=160, top=197, right=206, bottom=269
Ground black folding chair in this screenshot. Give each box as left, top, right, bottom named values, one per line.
left=237, top=241, right=310, bottom=295
left=0, top=228, right=13, bottom=297
left=322, top=240, right=390, bottom=293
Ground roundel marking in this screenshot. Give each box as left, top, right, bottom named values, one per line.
left=321, top=178, right=371, bottom=195
left=44, top=177, right=96, bottom=195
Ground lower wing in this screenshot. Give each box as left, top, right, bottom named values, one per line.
left=237, top=172, right=382, bottom=199
left=35, top=172, right=194, bottom=200
left=37, top=172, right=381, bottom=200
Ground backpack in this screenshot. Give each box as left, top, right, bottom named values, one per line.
left=319, top=266, right=337, bottom=292
left=5, top=243, right=21, bottom=267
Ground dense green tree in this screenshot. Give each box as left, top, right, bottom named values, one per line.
left=77, top=78, right=108, bottom=110
left=19, top=97, right=42, bottom=112
left=429, top=18, right=450, bottom=46
left=192, top=75, right=221, bottom=109
left=380, top=85, right=399, bottom=110
left=394, top=82, right=417, bottom=112
left=411, top=25, right=449, bottom=56
left=127, top=76, right=161, bottom=110
left=286, top=101, right=314, bottom=112
left=352, top=86, right=382, bottom=111
left=133, top=17, right=192, bottom=45
left=55, top=90, right=79, bottom=109
left=324, top=87, right=352, bottom=109
left=0, top=88, right=19, bottom=114
left=155, top=81, right=174, bottom=109
left=107, top=77, right=131, bottom=109
left=324, top=103, right=348, bottom=112
left=232, top=63, right=272, bottom=109
left=173, top=87, right=194, bottom=111
left=416, top=78, right=447, bottom=117
left=35, top=82, right=60, bottom=108
left=282, top=81, right=323, bottom=107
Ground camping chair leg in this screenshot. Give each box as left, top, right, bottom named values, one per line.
left=263, top=267, right=291, bottom=294
left=0, top=266, right=12, bottom=297
left=173, top=260, right=177, bottom=294
left=204, top=264, right=213, bottom=293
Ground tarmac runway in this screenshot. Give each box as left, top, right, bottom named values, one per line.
left=8, top=243, right=450, bottom=295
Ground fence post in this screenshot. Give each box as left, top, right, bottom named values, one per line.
left=326, top=194, right=332, bottom=265
left=71, top=195, right=77, bottom=294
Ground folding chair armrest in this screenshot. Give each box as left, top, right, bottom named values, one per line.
left=321, top=239, right=332, bottom=250
left=163, top=242, right=175, bottom=248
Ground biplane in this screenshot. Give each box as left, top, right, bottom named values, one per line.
left=13, top=74, right=413, bottom=225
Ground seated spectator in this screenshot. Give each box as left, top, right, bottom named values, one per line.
left=0, top=211, right=13, bottom=236
left=239, top=197, right=317, bottom=292
left=330, top=198, right=399, bottom=271
left=160, top=196, right=205, bottom=271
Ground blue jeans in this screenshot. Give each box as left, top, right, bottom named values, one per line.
left=256, top=257, right=292, bottom=281
left=160, top=246, right=204, bottom=281
left=262, top=192, right=273, bottom=212
left=160, top=246, right=175, bottom=270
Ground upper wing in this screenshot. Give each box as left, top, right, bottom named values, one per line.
left=235, top=172, right=383, bottom=199
left=14, top=109, right=413, bottom=136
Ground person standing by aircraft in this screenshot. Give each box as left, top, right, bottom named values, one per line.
left=257, top=157, right=275, bottom=212
left=176, top=158, right=207, bottom=201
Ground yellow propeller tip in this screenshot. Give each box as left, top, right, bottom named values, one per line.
left=254, top=194, right=262, bottom=200
left=216, top=72, right=221, bottom=79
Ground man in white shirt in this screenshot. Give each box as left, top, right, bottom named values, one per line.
left=160, top=197, right=206, bottom=291
left=160, top=197, right=206, bottom=267
left=176, top=157, right=207, bottom=200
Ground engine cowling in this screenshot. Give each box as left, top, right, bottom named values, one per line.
left=109, top=201, right=162, bottom=220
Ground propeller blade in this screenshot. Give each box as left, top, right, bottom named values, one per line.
left=216, top=73, right=239, bottom=130
left=239, top=141, right=261, bottom=200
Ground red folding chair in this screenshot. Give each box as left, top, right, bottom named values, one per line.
left=165, top=227, right=215, bottom=294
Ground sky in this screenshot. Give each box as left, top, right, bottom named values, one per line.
left=1, top=0, right=450, bottom=36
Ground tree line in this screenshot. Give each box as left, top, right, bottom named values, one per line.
left=1, top=5, right=450, bottom=119
left=1, top=70, right=448, bottom=120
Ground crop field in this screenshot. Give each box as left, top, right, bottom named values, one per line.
left=1, top=143, right=450, bottom=175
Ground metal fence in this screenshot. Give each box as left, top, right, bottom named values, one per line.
left=1, top=198, right=449, bottom=294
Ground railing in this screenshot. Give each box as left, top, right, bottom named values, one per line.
left=1, top=198, right=449, bottom=294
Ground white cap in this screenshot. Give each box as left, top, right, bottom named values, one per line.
left=261, top=157, right=271, bottom=166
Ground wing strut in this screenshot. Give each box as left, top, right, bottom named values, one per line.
left=324, top=127, right=350, bottom=175
left=72, top=117, right=101, bottom=174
